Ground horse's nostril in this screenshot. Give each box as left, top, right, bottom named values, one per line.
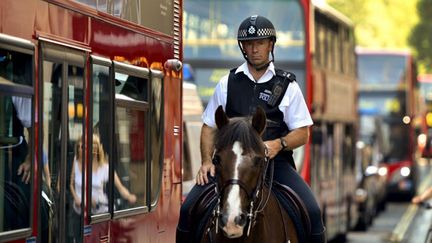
left=234, top=213, right=247, bottom=226
left=219, top=214, right=228, bottom=227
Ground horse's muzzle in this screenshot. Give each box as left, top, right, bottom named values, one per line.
left=219, top=213, right=247, bottom=238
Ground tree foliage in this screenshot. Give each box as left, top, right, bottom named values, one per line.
left=409, top=0, right=432, bottom=73
left=326, top=0, right=419, bottom=49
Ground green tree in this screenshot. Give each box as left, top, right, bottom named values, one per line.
left=409, top=0, right=432, bottom=73
left=327, top=0, right=418, bottom=49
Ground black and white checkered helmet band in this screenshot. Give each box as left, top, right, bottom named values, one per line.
left=238, top=27, right=276, bottom=39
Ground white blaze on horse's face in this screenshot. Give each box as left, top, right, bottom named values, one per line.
left=223, top=141, right=245, bottom=238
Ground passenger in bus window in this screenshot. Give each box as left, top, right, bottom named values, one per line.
left=10, top=96, right=54, bottom=234
left=177, top=15, right=325, bottom=243
left=0, top=96, right=33, bottom=231
left=70, top=134, right=137, bottom=216
left=12, top=97, right=52, bottom=187
left=11, top=96, right=32, bottom=184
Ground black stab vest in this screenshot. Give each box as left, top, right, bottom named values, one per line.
left=225, top=68, right=296, bottom=167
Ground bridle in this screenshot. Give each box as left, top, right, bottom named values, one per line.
left=208, top=146, right=275, bottom=238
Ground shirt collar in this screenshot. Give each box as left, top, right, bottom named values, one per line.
left=235, top=62, right=276, bottom=83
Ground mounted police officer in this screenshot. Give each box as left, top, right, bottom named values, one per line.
left=177, top=15, right=326, bottom=243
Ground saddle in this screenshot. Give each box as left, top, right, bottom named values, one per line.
left=187, top=183, right=219, bottom=242
left=187, top=181, right=312, bottom=242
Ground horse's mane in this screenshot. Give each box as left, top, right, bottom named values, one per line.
left=214, top=117, right=264, bottom=153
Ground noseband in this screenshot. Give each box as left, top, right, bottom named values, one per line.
left=209, top=147, right=274, bottom=237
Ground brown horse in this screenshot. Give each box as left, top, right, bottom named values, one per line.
left=198, top=106, right=300, bottom=243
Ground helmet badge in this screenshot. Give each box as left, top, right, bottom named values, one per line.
left=248, top=26, right=256, bottom=35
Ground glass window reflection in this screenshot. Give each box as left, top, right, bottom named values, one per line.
left=114, top=71, right=148, bottom=211
left=91, top=64, right=111, bottom=216
left=0, top=48, right=33, bottom=233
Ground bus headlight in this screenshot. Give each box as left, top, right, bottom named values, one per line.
left=378, top=166, right=388, bottom=177
left=365, top=165, right=378, bottom=176
left=400, top=166, right=411, bottom=177
left=390, top=166, right=411, bottom=183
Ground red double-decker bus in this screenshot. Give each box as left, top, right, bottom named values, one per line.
left=356, top=48, right=420, bottom=199
left=0, top=0, right=182, bottom=242
left=183, top=0, right=360, bottom=241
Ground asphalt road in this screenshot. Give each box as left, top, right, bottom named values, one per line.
left=347, top=202, right=409, bottom=243
left=347, top=162, right=432, bottom=243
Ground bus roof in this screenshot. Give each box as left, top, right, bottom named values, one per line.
left=312, top=0, right=353, bottom=27
left=355, top=47, right=412, bottom=57
left=418, top=74, right=432, bottom=83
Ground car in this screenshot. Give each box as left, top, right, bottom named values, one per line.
left=354, top=116, right=388, bottom=230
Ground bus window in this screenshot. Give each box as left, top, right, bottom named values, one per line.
left=41, top=43, right=86, bottom=243
left=0, top=46, right=33, bottom=238
left=91, top=59, right=112, bottom=218
left=114, top=64, right=149, bottom=213
left=67, top=65, right=85, bottom=243
left=42, top=60, right=63, bottom=242
left=148, top=71, right=164, bottom=207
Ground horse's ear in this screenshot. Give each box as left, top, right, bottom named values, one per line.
left=252, top=106, right=266, bottom=135
left=215, top=105, right=229, bottom=129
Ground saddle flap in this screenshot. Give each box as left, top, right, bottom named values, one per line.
left=272, top=181, right=312, bottom=240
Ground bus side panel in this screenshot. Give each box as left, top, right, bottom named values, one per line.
left=0, top=1, right=182, bottom=243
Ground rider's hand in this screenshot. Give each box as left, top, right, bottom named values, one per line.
left=263, top=139, right=282, bottom=159
left=17, top=159, right=31, bottom=184
left=196, top=161, right=215, bottom=186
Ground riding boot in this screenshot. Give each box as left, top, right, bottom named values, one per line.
left=176, top=227, right=191, bottom=243
left=310, top=227, right=326, bottom=243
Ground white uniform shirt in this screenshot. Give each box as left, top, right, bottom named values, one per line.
left=202, top=62, right=313, bottom=130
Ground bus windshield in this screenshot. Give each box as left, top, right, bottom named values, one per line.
left=358, top=54, right=407, bottom=89
left=184, top=0, right=305, bottom=61
left=359, top=92, right=410, bottom=162
left=359, top=91, right=407, bottom=117
left=419, top=81, right=432, bottom=103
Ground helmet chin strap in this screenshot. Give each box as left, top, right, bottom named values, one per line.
left=253, top=61, right=271, bottom=71
left=245, top=51, right=274, bottom=71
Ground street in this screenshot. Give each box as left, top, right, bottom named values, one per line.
left=347, top=202, right=409, bottom=242
left=347, top=162, right=432, bottom=243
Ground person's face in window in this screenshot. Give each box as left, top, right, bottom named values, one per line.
left=92, top=143, right=98, bottom=155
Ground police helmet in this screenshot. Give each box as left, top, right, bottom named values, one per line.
left=237, top=15, right=277, bottom=70
left=237, top=15, right=276, bottom=42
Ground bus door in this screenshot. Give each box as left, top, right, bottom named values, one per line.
left=40, top=41, right=87, bottom=243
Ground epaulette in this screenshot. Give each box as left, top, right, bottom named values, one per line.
left=266, top=69, right=296, bottom=107
left=275, top=69, right=296, bottom=83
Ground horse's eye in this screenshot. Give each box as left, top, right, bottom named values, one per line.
left=212, top=155, right=221, bottom=165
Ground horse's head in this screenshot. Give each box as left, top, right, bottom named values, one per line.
left=213, top=105, right=267, bottom=238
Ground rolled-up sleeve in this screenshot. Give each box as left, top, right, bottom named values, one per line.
left=202, top=74, right=229, bottom=128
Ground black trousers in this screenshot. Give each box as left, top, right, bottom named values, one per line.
left=177, top=157, right=326, bottom=241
